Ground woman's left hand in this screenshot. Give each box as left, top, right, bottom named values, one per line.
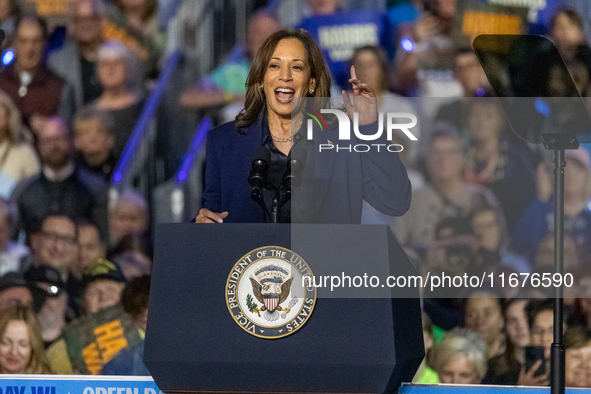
left=342, top=65, right=377, bottom=125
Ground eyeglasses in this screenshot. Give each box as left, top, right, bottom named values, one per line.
left=531, top=326, right=554, bottom=336
left=41, top=231, right=77, bottom=246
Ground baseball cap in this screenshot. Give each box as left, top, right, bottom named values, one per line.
left=24, top=265, right=65, bottom=297
left=0, top=272, right=29, bottom=293
left=83, top=259, right=126, bottom=286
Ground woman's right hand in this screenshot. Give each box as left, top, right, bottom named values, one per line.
left=195, top=208, right=229, bottom=223
left=517, top=360, right=549, bottom=386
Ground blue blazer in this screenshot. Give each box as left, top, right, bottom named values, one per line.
left=201, top=113, right=412, bottom=223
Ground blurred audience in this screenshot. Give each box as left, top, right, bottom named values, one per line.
left=100, top=274, right=151, bottom=375
left=549, top=9, right=588, bottom=65
left=483, top=298, right=530, bottom=385
left=392, top=0, right=460, bottom=96
left=48, top=0, right=105, bottom=109
left=534, top=233, right=579, bottom=274
left=0, top=198, right=29, bottom=275
left=0, top=0, right=20, bottom=44
left=10, top=117, right=108, bottom=238
left=0, top=305, right=51, bottom=373
left=435, top=49, right=490, bottom=141
left=76, top=219, right=107, bottom=278
left=28, top=214, right=79, bottom=320
left=521, top=299, right=563, bottom=387
left=180, top=10, right=280, bottom=123
left=350, top=45, right=422, bottom=167
left=93, top=41, right=143, bottom=159
left=394, top=127, right=497, bottom=249
left=110, top=233, right=152, bottom=281
left=471, top=206, right=531, bottom=274
left=513, top=147, right=591, bottom=265
left=109, top=189, right=148, bottom=247
left=464, top=292, right=504, bottom=360
left=0, top=13, right=75, bottom=130
left=24, top=265, right=69, bottom=348
left=413, top=313, right=439, bottom=383
left=0, top=91, right=39, bottom=195
left=564, top=326, right=591, bottom=388
left=431, top=327, right=487, bottom=384
left=305, top=0, right=342, bottom=16
left=0, top=272, right=32, bottom=310
left=73, top=106, right=116, bottom=181
left=463, top=99, right=537, bottom=231
left=82, top=258, right=126, bottom=315
left=112, top=0, right=165, bottom=76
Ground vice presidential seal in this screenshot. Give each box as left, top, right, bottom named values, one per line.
left=225, top=246, right=316, bottom=339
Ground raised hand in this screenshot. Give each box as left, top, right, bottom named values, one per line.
left=342, top=65, right=377, bottom=125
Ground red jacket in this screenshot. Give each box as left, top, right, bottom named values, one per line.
left=0, top=63, right=69, bottom=124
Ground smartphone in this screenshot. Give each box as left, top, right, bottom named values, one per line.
left=525, top=346, right=546, bottom=377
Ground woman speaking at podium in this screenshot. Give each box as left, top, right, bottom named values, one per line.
left=194, top=28, right=411, bottom=223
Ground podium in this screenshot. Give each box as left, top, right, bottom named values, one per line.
left=144, top=224, right=423, bottom=393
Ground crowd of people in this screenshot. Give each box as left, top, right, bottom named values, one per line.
left=0, top=0, right=159, bottom=376
left=0, top=0, right=589, bottom=384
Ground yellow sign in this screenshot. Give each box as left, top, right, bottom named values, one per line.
left=102, top=20, right=150, bottom=61
left=26, top=0, right=75, bottom=17
left=462, top=11, right=522, bottom=41
left=82, top=319, right=128, bottom=375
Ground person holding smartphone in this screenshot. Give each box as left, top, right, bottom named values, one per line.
left=482, top=298, right=530, bottom=385
left=519, top=299, right=572, bottom=386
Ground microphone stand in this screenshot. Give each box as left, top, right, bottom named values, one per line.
left=264, top=183, right=283, bottom=224
left=250, top=149, right=305, bottom=223
left=267, top=183, right=290, bottom=224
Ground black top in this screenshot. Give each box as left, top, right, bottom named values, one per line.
left=80, top=56, right=102, bottom=104
left=481, top=357, right=521, bottom=385
left=75, top=151, right=117, bottom=182
left=108, top=100, right=144, bottom=160
left=11, top=166, right=109, bottom=240
left=260, top=120, right=304, bottom=223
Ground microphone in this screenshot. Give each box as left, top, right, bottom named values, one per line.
left=282, top=145, right=307, bottom=203
left=248, top=146, right=270, bottom=201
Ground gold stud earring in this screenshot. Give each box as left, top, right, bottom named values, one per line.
left=309, top=89, right=314, bottom=95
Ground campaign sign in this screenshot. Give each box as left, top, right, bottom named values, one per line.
left=0, top=375, right=162, bottom=394
left=64, top=305, right=142, bottom=375
left=452, top=0, right=528, bottom=48
left=299, top=10, right=387, bottom=88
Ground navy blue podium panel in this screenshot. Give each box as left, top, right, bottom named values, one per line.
left=144, top=223, right=423, bottom=393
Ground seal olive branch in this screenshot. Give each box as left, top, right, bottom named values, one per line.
left=246, top=294, right=261, bottom=316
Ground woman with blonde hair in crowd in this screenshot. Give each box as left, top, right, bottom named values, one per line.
left=431, top=327, right=487, bottom=384
left=0, top=305, right=51, bottom=374
left=0, top=91, right=39, bottom=196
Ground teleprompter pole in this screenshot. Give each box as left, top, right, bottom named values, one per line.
left=551, top=148, right=566, bottom=394
left=541, top=133, right=577, bottom=394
